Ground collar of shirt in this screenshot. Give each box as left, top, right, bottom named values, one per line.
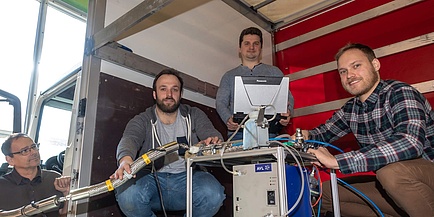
left=354, top=80, right=384, bottom=110
left=6, top=166, right=42, bottom=185
left=240, top=62, right=262, bottom=70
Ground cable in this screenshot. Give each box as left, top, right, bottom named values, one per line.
left=185, top=114, right=192, bottom=146
left=226, top=114, right=249, bottom=142
left=0, top=142, right=180, bottom=217
left=301, top=139, right=385, bottom=217
left=268, top=141, right=306, bottom=216
left=152, top=164, right=167, bottom=217
left=336, top=177, right=385, bottom=217
left=263, top=104, right=277, bottom=122
left=275, top=133, right=291, bottom=139
left=311, top=165, right=323, bottom=208
left=316, top=198, right=322, bottom=217
left=305, top=140, right=344, bottom=153
left=302, top=140, right=384, bottom=217
left=219, top=144, right=240, bottom=176
left=269, top=137, right=291, bottom=141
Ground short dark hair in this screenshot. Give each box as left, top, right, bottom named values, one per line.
left=152, top=68, right=184, bottom=92
left=335, top=43, right=377, bottom=62
left=1, top=133, right=31, bottom=157
left=239, top=27, right=263, bottom=48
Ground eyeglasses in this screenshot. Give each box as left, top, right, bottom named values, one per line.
left=9, top=143, right=40, bottom=156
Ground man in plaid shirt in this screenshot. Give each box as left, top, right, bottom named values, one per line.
left=301, top=43, right=434, bottom=216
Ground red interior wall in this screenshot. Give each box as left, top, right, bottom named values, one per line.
left=275, top=1, right=434, bottom=182
left=275, top=0, right=434, bottom=135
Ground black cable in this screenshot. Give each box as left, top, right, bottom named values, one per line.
left=152, top=163, right=167, bottom=217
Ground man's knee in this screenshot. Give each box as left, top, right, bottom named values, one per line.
left=115, top=177, right=155, bottom=207
left=376, top=161, right=415, bottom=191
left=193, top=172, right=225, bottom=206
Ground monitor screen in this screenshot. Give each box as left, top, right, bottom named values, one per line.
left=233, top=76, right=289, bottom=117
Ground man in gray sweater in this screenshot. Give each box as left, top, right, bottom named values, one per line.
left=112, top=69, right=225, bottom=217
left=216, top=27, right=294, bottom=140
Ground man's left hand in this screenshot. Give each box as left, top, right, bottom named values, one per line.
left=200, top=137, right=221, bottom=145
left=279, top=110, right=291, bottom=126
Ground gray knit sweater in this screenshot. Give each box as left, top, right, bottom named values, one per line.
left=216, top=63, right=295, bottom=124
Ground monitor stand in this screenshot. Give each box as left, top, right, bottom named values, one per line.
left=242, top=108, right=269, bottom=149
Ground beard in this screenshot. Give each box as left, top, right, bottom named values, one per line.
left=156, top=96, right=180, bottom=113
left=343, top=65, right=379, bottom=97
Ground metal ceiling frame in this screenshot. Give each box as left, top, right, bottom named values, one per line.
left=221, top=0, right=275, bottom=32
left=221, top=0, right=353, bottom=32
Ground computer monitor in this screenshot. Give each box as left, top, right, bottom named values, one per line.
left=233, top=75, right=289, bottom=119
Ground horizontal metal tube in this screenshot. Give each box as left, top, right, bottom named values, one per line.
left=0, top=142, right=179, bottom=217
left=0, top=195, right=60, bottom=217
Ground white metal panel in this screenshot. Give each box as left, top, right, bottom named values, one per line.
left=101, top=61, right=217, bottom=108
left=105, top=0, right=274, bottom=87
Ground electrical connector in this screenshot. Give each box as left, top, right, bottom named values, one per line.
left=309, top=169, right=319, bottom=198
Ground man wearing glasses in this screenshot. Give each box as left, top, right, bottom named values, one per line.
left=0, top=133, right=71, bottom=216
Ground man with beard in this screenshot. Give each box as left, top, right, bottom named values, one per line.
left=0, top=133, right=71, bottom=216
left=112, top=69, right=225, bottom=217
left=216, top=26, right=294, bottom=141
left=295, top=43, right=434, bottom=216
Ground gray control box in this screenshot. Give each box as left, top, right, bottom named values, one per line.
left=233, top=162, right=281, bottom=217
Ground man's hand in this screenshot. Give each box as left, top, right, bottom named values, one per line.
left=55, top=176, right=71, bottom=216
left=279, top=110, right=291, bottom=126
left=110, top=156, right=135, bottom=180
left=226, top=116, right=239, bottom=131
left=307, top=147, right=339, bottom=169
left=199, top=136, right=221, bottom=145
left=54, top=176, right=71, bottom=196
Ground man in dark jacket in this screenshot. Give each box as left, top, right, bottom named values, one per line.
left=112, top=69, right=225, bottom=217
left=0, top=133, right=71, bottom=217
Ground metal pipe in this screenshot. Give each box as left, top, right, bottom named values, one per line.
left=0, top=141, right=179, bottom=217
left=330, top=169, right=341, bottom=217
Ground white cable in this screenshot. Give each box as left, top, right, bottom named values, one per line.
left=219, top=144, right=240, bottom=175
left=269, top=141, right=305, bottom=216
left=275, top=133, right=291, bottom=139
left=263, top=104, right=277, bottom=122
left=151, top=120, right=163, bottom=148
left=226, top=114, right=250, bottom=143
left=185, top=114, right=192, bottom=146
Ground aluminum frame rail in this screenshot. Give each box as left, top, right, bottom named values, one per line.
left=0, top=141, right=179, bottom=217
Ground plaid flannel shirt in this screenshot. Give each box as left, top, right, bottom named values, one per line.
left=310, top=80, right=434, bottom=174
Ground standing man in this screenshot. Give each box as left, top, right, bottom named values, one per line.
left=0, top=133, right=71, bottom=216
left=112, top=69, right=225, bottom=217
left=299, top=43, right=434, bottom=216
left=216, top=26, right=294, bottom=140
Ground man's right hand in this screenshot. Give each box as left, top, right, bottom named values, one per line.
left=110, top=156, right=135, bottom=180
left=226, top=116, right=240, bottom=131
left=307, top=147, right=339, bottom=170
